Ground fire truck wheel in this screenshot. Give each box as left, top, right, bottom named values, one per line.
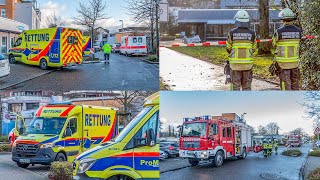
left=17, top=162, right=29, bottom=168
left=213, top=151, right=224, bottom=167
left=55, top=153, right=67, bottom=162
left=188, top=159, right=199, bottom=166
left=240, top=148, right=247, bottom=159
left=40, top=59, right=48, bottom=70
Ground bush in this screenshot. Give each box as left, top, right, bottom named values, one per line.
left=309, top=150, right=320, bottom=157
left=0, top=144, right=10, bottom=152
left=160, top=36, right=175, bottom=41
left=308, top=168, right=320, bottom=180
left=146, top=55, right=158, bottom=62
left=0, top=136, right=9, bottom=142
left=282, top=149, right=302, bottom=156
left=48, top=161, right=73, bottom=180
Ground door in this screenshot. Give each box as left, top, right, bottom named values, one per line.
left=15, top=115, right=26, bottom=137
left=49, top=40, right=60, bottom=63
left=61, top=117, right=81, bottom=162
left=28, top=44, right=40, bottom=63
left=221, top=125, right=235, bottom=157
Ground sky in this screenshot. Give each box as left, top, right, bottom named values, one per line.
left=160, top=91, right=315, bottom=135
left=37, top=0, right=137, bottom=32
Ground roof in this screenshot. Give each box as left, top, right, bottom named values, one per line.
left=178, top=9, right=281, bottom=24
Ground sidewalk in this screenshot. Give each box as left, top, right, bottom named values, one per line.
left=160, top=47, right=279, bottom=91
left=303, top=156, right=320, bottom=180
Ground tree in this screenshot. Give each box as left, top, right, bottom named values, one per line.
left=290, top=128, right=304, bottom=136
left=74, top=0, right=108, bottom=59
left=265, top=122, right=280, bottom=135
left=168, top=125, right=171, bottom=136
left=302, top=91, right=320, bottom=127
left=46, top=11, right=64, bottom=28
left=258, top=0, right=271, bottom=54
left=258, top=125, right=267, bottom=135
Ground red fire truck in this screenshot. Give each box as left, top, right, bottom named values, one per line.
left=179, top=114, right=253, bottom=167
left=287, top=135, right=302, bottom=147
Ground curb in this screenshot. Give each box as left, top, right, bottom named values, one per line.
left=0, top=152, right=11, bottom=155
left=83, top=60, right=101, bottom=64
left=0, top=69, right=55, bottom=90
left=299, top=155, right=309, bottom=180
left=138, top=57, right=159, bottom=64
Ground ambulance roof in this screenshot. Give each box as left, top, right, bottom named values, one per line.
left=144, top=92, right=159, bottom=107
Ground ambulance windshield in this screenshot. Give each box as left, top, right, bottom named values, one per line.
left=182, top=122, right=206, bottom=137
left=26, top=117, right=67, bottom=135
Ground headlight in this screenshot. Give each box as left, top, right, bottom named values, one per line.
left=201, top=151, right=207, bottom=155
left=40, top=143, right=54, bottom=148
left=77, top=158, right=96, bottom=174
left=12, top=141, right=17, bottom=148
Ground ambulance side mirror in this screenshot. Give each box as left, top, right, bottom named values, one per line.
left=146, top=128, right=155, bottom=147
left=19, top=127, right=24, bottom=135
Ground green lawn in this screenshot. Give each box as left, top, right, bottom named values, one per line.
left=169, top=46, right=276, bottom=81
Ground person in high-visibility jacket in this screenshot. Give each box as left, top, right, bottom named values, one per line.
left=268, top=139, right=273, bottom=156
left=226, top=10, right=257, bottom=91
left=272, top=8, right=302, bottom=90
left=102, top=43, right=112, bottom=64
left=262, top=139, right=269, bottom=157
left=273, top=139, right=278, bottom=154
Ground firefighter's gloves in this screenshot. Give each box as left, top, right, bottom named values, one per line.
left=224, top=61, right=232, bottom=84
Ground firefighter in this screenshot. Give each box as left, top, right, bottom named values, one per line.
left=262, top=139, right=269, bottom=157
left=225, top=10, right=257, bottom=91
left=274, top=139, right=278, bottom=155
left=270, top=8, right=302, bottom=90
left=102, top=43, right=112, bottom=64
left=268, top=139, right=273, bottom=156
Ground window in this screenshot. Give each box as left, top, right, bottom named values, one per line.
left=138, top=37, right=143, bottom=43
left=10, top=37, right=15, bottom=47
left=0, top=0, right=5, bottom=5
left=66, top=118, right=77, bottom=135
left=133, top=37, right=137, bottom=43
left=222, top=128, right=226, bottom=137
left=9, top=103, right=23, bottom=113
left=1, top=9, right=6, bottom=18
left=14, top=38, right=22, bottom=47
left=2, top=36, right=6, bottom=46
left=26, top=103, right=39, bottom=110
left=67, top=36, right=79, bottom=45
left=227, top=127, right=232, bottom=138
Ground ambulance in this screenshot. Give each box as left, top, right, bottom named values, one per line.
left=8, top=27, right=83, bottom=70
left=73, top=93, right=159, bottom=180
left=82, top=36, right=92, bottom=55
left=12, top=102, right=118, bottom=168
left=120, top=35, right=147, bottom=56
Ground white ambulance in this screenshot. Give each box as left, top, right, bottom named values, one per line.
left=120, top=35, right=147, bottom=56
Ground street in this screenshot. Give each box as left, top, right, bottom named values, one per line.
left=160, top=144, right=311, bottom=180
left=160, top=47, right=279, bottom=91
left=0, top=153, right=46, bottom=180
left=0, top=52, right=159, bottom=91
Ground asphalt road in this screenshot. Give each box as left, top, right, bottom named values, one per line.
left=1, top=52, right=159, bottom=91
left=160, top=47, right=279, bottom=91
left=0, top=153, right=46, bottom=180
left=160, top=144, right=312, bottom=180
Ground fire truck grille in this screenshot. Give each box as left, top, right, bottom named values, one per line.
left=182, top=142, right=200, bottom=148
left=16, top=143, right=39, bottom=156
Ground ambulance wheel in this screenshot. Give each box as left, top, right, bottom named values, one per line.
left=17, top=162, right=29, bottom=168
left=240, top=148, right=247, bottom=159
left=107, top=175, right=134, bottom=180
left=9, top=54, right=16, bottom=64
left=188, top=159, right=199, bottom=166
left=40, top=59, right=48, bottom=70
left=55, top=153, right=67, bottom=162
left=213, top=151, right=224, bottom=167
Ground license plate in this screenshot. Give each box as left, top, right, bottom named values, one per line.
left=19, top=159, right=30, bottom=163
left=187, top=151, right=194, bottom=155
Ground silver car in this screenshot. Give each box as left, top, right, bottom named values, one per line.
left=160, top=150, right=168, bottom=160
left=0, top=53, right=10, bottom=78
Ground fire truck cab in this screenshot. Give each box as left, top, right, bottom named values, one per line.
left=179, top=114, right=252, bottom=167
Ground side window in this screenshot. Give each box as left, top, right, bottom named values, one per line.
left=66, top=118, right=77, bottom=135
left=125, top=111, right=159, bottom=149
left=222, top=128, right=226, bottom=137
left=15, top=38, right=22, bottom=47
left=227, top=127, right=232, bottom=138
left=133, top=37, right=137, bottom=43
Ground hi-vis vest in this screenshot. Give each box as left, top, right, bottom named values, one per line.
left=273, top=25, right=302, bottom=70
left=227, top=27, right=257, bottom=71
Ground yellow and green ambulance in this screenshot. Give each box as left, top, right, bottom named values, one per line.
left=8, top=27, right=83, bottom=70
left=12, top=102, right=118, bottom=168
left=73, top=93, right=160, bottom=180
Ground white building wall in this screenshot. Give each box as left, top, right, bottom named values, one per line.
left=14, top=2, right=41, bottom=29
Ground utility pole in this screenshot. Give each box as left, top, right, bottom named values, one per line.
left=150, top=0, right=155, bottom=54
left=0, top=93, right=2, bottom=136
left=155, top=0, right=160, bottom=59
left=119, top=20, right=124, bottom=32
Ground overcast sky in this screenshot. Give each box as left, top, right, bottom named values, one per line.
left=160, top=91, right=314, bottom=135
left=38, top=0, right=137, bottom=31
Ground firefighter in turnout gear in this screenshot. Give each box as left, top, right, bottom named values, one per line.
left=273, top=139, right=278, bottom=155
left=262, top=139, right=269, bottom=157
left=268, top=139, right=273, bottom=156
left=271, top=8, right=302, bottom=90
left=226, top=10, right=257, bottom=91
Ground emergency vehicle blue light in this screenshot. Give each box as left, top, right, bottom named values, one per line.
left=48, top=101, right=73, bottom=105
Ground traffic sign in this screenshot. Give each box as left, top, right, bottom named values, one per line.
left=160, top=3, right=169, bottom=22
left=314, top=126, right=320, bottom=135
left=90, top=48, right=95, bottom=54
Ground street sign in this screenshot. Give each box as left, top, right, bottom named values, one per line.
left=315, top=126, right=320, bottom=135
left=160, top=3, right=169, bottom=23
left=90, top=48, right=95, bottom=54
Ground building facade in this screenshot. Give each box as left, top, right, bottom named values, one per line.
left=14, top=0, right=41, bottom=29
left=0, top=0, right=21, bottom=19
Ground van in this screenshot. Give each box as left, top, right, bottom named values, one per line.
left=120, top=35, right=147, bottom=56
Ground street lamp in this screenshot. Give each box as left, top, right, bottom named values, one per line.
left=241, top=113, right=247, bottom=123
left=119, top=20, right=124, bottom=32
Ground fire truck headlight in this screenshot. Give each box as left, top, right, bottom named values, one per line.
left=40, top=143, right=54, bottom=149
left=78, top=158, right=96, bottom=174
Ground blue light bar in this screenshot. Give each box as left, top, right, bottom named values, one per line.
left=48, top=101, right=73, bottom=105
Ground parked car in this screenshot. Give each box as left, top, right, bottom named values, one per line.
left=160, top=150, right=168, bottom=160
left=160, top=142, right=179, bottom=158
left=0, top=53, right=10, bottom=78
left=93, top=43, right=101, bottom=52
left=8, top=128, right=14, bottom=142
left=112, top=43, right=121, bottom=53
left=315, top=140, right=320, bottom=148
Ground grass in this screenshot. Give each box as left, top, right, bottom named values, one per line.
left=146, top=55, right=159, bottom=62
left=169, top=46, right=276, bottom=81
left=0, top=144, right=10, bottom=152
left=282, top=149, right=302, bottom=156
left=308, top=168, right=320, bottom=180
left=309, top=149, right=320, bottom=157
left=0, top=136, right=9, bottom=143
